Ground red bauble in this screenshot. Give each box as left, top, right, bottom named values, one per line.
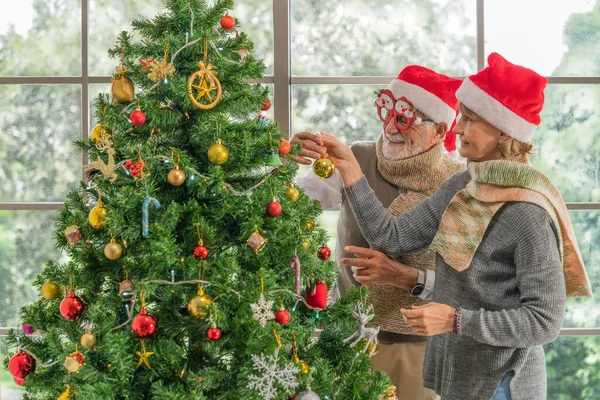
left=266, top=198, right=282, bottom=217
left=130, top=109, right=146, bottom=126
left=220, top=15, right=236, bottom=30
left=13, top=376, right=25, bottom=386
left=317, top=245, right=331, bottom=261
left=306, top=282, right=328, bottom=309
left=8, top=352, right=36, bottom=380
left=207, top=326, right=222, bottom=340
left=275, top=308, right=291, bottom=326
left=60, top=290, right=86, bottom=321
left=132, top=306, right=158, bottom=339
left=193, top=245, right=210, bottom=260
left=261, top=98, right=271, bottom=111
left=278, top=139, right=291, bottom=155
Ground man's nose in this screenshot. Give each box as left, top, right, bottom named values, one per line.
left=385, top=118, right=398, bottom=134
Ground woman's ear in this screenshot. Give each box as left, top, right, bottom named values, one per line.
left=498, top=132, right=511, bottom=144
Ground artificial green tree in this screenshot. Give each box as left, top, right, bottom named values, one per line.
left=3, top=1, right=392, bottom=399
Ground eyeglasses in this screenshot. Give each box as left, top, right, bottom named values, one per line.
left=374, top=89, right=434, bottom=131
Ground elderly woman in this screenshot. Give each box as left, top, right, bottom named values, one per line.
left=316, top=53, right=592, bottom=400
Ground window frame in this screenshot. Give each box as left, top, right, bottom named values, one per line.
left=0, top=0, right=599, bottom=335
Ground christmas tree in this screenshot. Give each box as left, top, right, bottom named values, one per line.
left=3, top=1, right=393, bottom=398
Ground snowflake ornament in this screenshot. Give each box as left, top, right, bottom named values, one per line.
left=251, top=293, right=275, bottom=327
left=247, top=349, right=300, bottom=399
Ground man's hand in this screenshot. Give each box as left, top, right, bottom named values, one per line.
left=318, top=132, right=363, bottom=185
left=400, top=303, right=455, bottom=336
left=340, top=246, right=419, bottom=290
left=289, top=131, right=327, bottom=165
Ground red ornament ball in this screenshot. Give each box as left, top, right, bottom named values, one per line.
left=261, top=98, right=271, bottom=111
left=13, top=376, right=25, bottom=386
left=278, top=139, right=291, bottom=155
left=266, top=199, right=282, bottom=217
left=8, top=352, right=36, bottom=379
left=317, top=245, right=331, bottom=261
left=130, top=109, right=146, bottom=126
left=60, top=290, right=86, bottom=321
left=275, top=308, right=291, bottom=326
left=220, top=15, right=236, bottom=30
left=132, top=306, right=158, bottom=339
left=207, top=326, right=222, bottom=340
left=193, top=245, right=210, bottom=260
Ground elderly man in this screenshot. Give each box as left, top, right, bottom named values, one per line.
left=292, top=66, right=464, bottom=400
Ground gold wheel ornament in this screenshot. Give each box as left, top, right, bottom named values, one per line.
left=187, top=38, right=222, bottom=110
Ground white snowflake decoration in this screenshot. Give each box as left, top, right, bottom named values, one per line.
left=251, top=293, right=275, bottom=327
left=247, top=349, right=300, bottom=399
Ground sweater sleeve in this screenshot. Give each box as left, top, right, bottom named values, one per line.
left=343, top=171, right=470, bottom=259
left=460, top=203, right=566, bottom=348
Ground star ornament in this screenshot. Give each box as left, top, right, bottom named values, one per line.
left=192, top=79, right=217, bottom=102
left=136, top=340, right=154, bottom=369
left=251, top=293, right=275, bottom=327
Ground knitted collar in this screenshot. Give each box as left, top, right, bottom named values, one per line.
left=376, top=135, right=453, bottom=194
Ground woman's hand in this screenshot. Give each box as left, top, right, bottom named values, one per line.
left=289, top=131, right=327, bottom=165
left=401, top=303, right=455, bottom=336
left=340, top=246, right=419, bottom=290
left=318, top=132, right=363, bottom=186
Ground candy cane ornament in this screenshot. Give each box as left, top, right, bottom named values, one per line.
left=289, top=256, right=301, bottom=295
left=142, top=196, right=161, bottom=236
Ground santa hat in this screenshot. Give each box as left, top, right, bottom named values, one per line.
left=384, top=65, right=462, bottom=153
left=456, top=52, right=547, bottom=142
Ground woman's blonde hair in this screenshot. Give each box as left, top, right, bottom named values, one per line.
left=459, top=103, right=533, bottom=161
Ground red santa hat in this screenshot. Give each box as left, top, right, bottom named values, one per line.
left=387, top=65, right=462, bottom=130
left=456, top=52, right=547, bottom=142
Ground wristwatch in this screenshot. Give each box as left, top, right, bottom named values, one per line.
left=409, top=269, right=425, bottom=296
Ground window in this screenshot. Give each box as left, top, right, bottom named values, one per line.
left=1, top=1, right=600, bottom=398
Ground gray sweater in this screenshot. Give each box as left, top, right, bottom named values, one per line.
left=344, top=171, right=565, bottom=400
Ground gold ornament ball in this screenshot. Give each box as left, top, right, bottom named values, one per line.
left=168, top=166, right=186, bottom=186
left=299, top=360, right=310, bottom=374
left=41, top=281, right=61, bottom=300
left=89, top=201, right=107, bottom=229
left=286, top=185, right=300, bottom=202
left=302, top=238, right=310, bottom=250
left=104, top=239, right=122, bottom=260
left=356, top=337, right=380, bottom=356
left=306, top=219, right=314, bottom=232
left=81, top=332, right=97, bottom=349
left=312, top=155, right=336, bottom=179
left=187, top=288, right=213, bottom=319
left=208, top=140, right=229, bottom=165
left=90, top=123, right=111, bottom=142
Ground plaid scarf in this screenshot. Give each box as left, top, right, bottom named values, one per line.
left=430, top=159, right=592, bottom=298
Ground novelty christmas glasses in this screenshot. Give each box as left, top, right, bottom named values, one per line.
left=374, top=89, right=433, bottom=131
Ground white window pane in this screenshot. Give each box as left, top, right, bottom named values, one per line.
left=0, top=85, right=82, bottom=202
left=0, top=211, right=68, bottom=328
left=0, top=0, right=81, bottom=76
left=292, top=84, right=382, bottom=143
left=89, top=0, right=273, bottom=76
left=531, top=85, right=600, bottom=202
left=292, top=0, right=477, bottom=76
left=485, top=0, right=599, bottom=76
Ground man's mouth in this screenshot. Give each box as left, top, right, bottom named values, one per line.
left=385, top=133, right=406, bottom=144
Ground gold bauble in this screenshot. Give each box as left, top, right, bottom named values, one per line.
left=90, top=123, right=111, bottom=143
left=168, top=165, right=186, bottom=186
left=103, top=239, right=122, bottom=260
left=302, top=237, right=310, bottom=250
left=41, top=281, right=61, bottom=300
left=89, top=200, right=107, bottom=229
left=187, top=287, right=213, bottom=319
left=81, top=332, right=97, bottom=349
left=299, top=360, right=309, bottom=374
left=286, top=185, right=300, bottom=202
left=207, top=140, right=229, bottom=165
left=306, top=219, right=314, bottom=232
left=312, top=154, right=336, bottom=179
left=356, top=337, right=380, bottom=356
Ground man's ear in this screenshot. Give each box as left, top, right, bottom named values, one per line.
left=435, top=122, right=448, bottom=142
